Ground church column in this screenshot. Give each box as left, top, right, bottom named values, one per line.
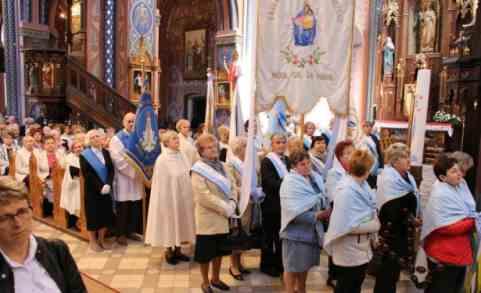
left=2, top=0, right=25, bottom=118
left=104, top=0, right=116, bottom=87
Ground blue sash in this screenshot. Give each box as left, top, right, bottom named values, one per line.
left=266, top=152, right=288, bottom=179
left=116, top=130, right=130, bottom=149
left=191, top=161, right=232, bottom=199
left=81, top=148, right=108, bottom=184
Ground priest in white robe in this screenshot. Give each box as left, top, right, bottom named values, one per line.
left=176, top=119, right=198, bottom=167
left=109, top=113, right=144, bottom=245
left=145, top=130, right=195, bottom=265
left=60, top=140, right=84, bottom=229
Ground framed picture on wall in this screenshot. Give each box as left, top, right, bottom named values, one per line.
left=216, top=81, right=230, bottom=106
left=217, top=45, right=235, bottom=72
left=184, top=28, right=207, bottom=80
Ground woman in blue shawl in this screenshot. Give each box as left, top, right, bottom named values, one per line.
left=324, top=150, right=380, bottom=293
left=373, top=145, right=420, bottom=293
left=420, top=154, right=480, bottom=293
left=280, top=150, right=330, bottom=293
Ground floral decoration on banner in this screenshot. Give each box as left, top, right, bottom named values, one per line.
left=280, top=46, right=325, bottom=68
left=433, top=110, right=462, bottom=126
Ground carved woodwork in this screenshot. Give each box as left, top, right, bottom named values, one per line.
left=52, top=164, right=67, bottom=228
left=65, top=57, right=137, bottom=129
left=29, top=153, right=44, bottom=218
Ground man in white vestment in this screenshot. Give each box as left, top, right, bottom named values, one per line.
left=145, top=131, right=195, bottom=265
left=109, top=113, right=144, bottom=245
left=176, top=119, right=199, bottom=167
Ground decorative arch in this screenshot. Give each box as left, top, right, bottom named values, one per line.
left=47, top=0, right=67, bottom=38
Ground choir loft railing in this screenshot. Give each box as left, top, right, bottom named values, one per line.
left=65, top=56, right=137, bottom=129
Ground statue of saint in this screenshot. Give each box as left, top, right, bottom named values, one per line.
left=224, top=50, right=240, bottom=89
left=419, top=0, right=437, bottom=52
left=383, top=36, right=395, bottom=75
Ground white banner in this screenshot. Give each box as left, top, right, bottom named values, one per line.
left=256, top=0, right=355, bottom=115
left=410, top=69, right=431, bottom=166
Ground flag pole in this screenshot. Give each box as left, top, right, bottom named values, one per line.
left=344, top=0, right=357, bottom=120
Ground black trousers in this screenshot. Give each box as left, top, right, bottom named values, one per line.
left=373, top=256, right=401, bottom=293
left=367, top=174, right=377, bottom=189
left=260, top=212, right=283, bottom=271
left=425, top=260, right=466, bottom=293
left=328, top=256, right=339, bottom=280
left=115, top=200, right=142, bottom=237
left=335, top=263, right=368, bottom=293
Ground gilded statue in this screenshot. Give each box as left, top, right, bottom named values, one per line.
left=418, top=0, right=437, bottom=53
left=384, top=0, right=400, bottom=27
left=456, top=0, right=479, bottom=27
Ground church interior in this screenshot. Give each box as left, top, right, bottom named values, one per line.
left=0, top=0, right=481, bottom=292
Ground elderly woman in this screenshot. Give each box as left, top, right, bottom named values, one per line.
left=191, top=134, right=238, bottom=293
left=325, top=140, right=355, bottom=203
left=280, top=150, right=330, bottom=293
left=309, top=136, right=327, bottom=177
left=218, top=125, right=230, bottom=162
left=79, top=129, right=115, bottom=252
left=303, top=121, right=316, bottom=149
left=421, top=154, right=478, bottom=293
left=145, top=130, right=195, bottom=265
left=176, top=119, right=198, bottom=167
left=373, top=144, right=420, bottom=293
left=60, top=141, right=84, bottom=230
left=324, top=150, right=380, bottom=293
left=324, top=139, right=354, bottom=286
left=260, top=133, right=289, bottom=277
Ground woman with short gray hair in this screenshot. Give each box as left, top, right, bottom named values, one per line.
left=450, top=151, right=474, bottom=177
left=373, top=145, right=420, bottom=293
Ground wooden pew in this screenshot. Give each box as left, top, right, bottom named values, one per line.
left=7, top=149, right=15, bottom=178
left=52, top=163, right=67, bottom=228
left=29, top=154, right=44, bottom=218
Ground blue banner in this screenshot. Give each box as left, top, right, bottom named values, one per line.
left=125, top=92, right=161, bottom=180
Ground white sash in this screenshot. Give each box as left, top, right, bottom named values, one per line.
left=266, top=152, right=288, bottom=179
left=191, top=161, right=232, bottom=198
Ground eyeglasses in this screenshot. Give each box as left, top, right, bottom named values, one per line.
left=0, top=207, right=32, bottom=225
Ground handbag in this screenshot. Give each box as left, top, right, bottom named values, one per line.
left=248, top=200, right=264, bottom=249
left=221, top=205, right=252, bottom=251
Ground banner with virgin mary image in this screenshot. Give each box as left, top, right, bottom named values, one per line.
left=256, top=0, right=355, bottom=115
left=125, top=92, right=161, bottom=181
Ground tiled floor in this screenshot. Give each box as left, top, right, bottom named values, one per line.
left=33, top=221, right=419, bottom=293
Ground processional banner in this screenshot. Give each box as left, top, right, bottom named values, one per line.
left=256, top=0, right=355, bottom=115
left=125, top=92, right=161, bottom=181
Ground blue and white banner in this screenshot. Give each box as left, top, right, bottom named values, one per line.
left=125, top=92, right=161, bottom=180
left=256, top=0, right=355, bottom=115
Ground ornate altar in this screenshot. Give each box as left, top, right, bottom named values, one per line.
left=128, top=39, right=160, bottom=107
left=375, top=0, right=481, bottom=191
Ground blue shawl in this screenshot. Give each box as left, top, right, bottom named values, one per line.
left=116, top=130, right=130, bottom=148
left=376, top=166, right=419, bottom=213
left=280, top=170, right=327, bottom=244
left=324, top=175, right=377, bottom=255
left=325, top=158, right=347, bottom=203
left=421, top=179, right=481, bottom=242
left=191, top=161, right=232, bottom=199
left=81, top=148, right=108, bottom=184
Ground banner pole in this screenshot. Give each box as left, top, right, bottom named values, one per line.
left=344, top=0, right=357, bottom=120
left=299, top=114, right=305, bottom=137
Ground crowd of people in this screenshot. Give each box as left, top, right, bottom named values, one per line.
left=0, top=113, right=478, bottom=293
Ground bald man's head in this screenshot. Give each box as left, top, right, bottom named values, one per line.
left=123, top=113, right=136, bottom=133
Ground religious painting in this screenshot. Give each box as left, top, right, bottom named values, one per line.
left=217, top=45, right=235, bottom=73
left=184, top=29, right=207, bottom=80
left=132, top=70, right=152, bottom=95
left=215, top=109, right=230, bottom=127
left=216, top=81, right=230, bottom=106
